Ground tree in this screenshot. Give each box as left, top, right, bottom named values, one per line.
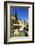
left=24, top=23, right=29, bottom=32
left=15, top=9, right=19, bottom=24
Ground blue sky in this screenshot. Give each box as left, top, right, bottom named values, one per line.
left=10, top=7, right=29, bottom=21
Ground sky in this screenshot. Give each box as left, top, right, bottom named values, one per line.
left=10, top=7, right=29, bottom=21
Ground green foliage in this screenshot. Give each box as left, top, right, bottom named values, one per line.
left=24, top=23, right=29, bottom=32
